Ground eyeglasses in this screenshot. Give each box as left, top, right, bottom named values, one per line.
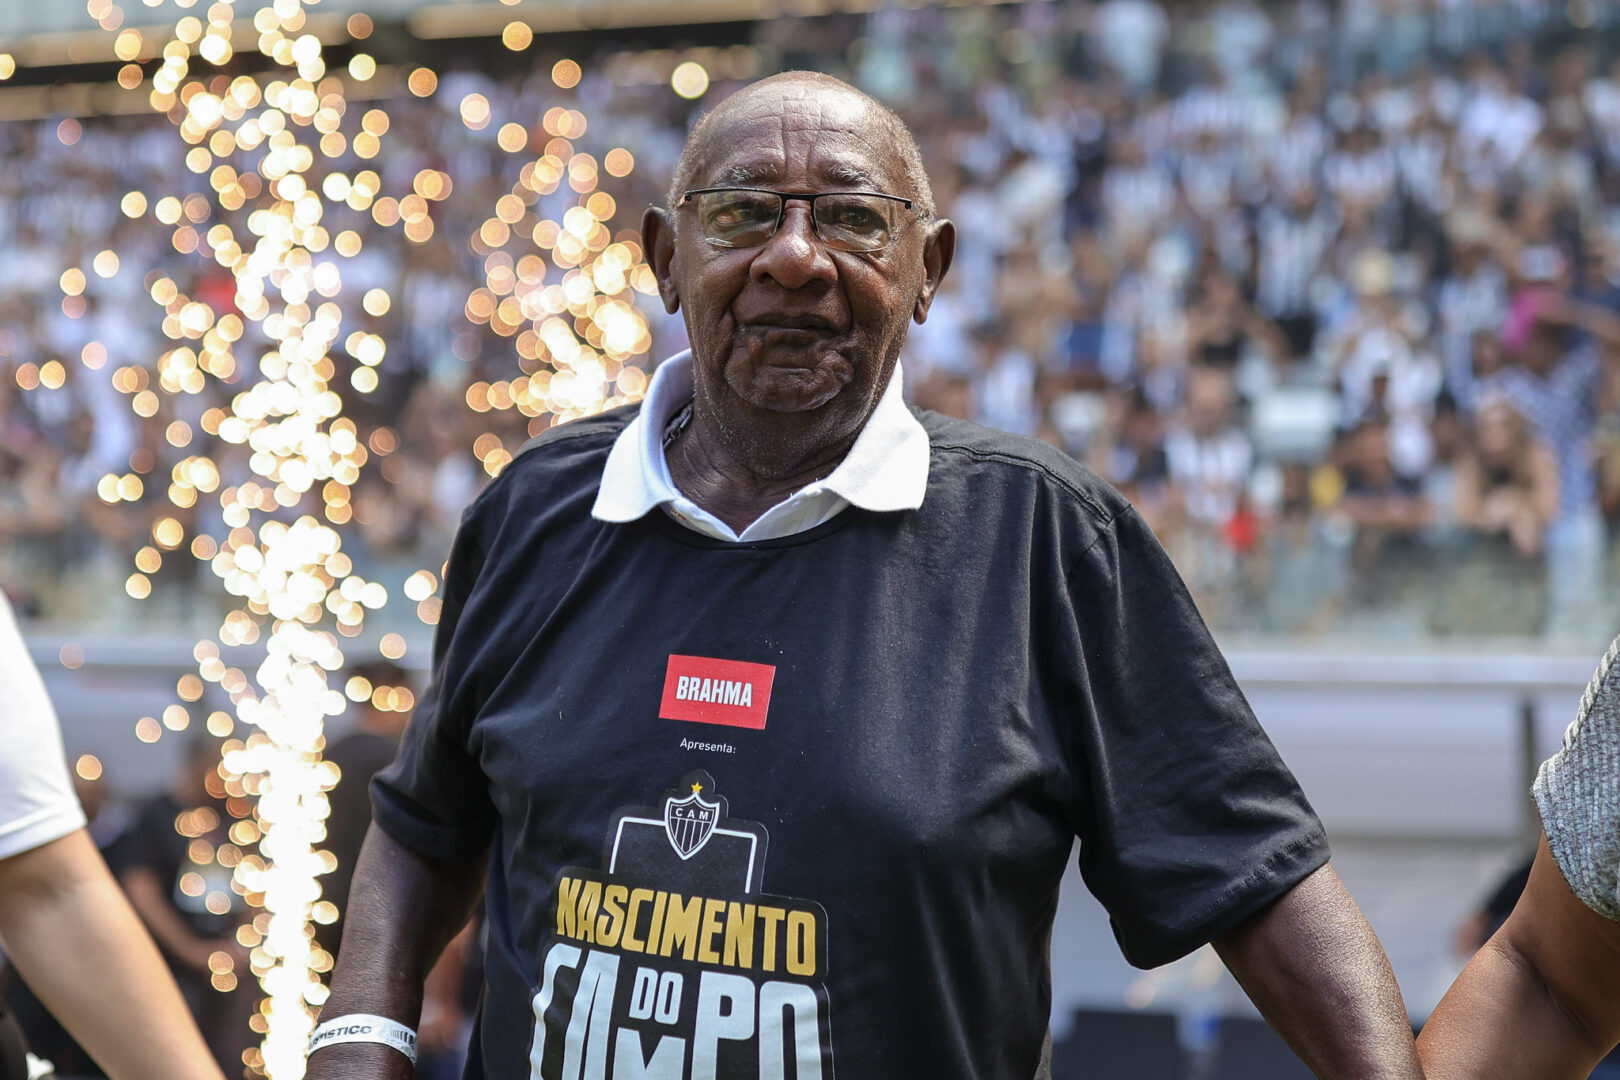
left=679, top=187, right=918, bottom=253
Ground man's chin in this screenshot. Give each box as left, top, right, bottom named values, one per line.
left=729, top=352, right=854, bottom=413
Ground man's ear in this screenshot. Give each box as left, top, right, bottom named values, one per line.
left=642, top=206, right=681, bottom=315
left=912, top=217, right=956, bottom=324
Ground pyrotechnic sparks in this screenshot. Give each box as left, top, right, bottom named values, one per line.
left=65, top=0, right=418, bottom=1076
left=461, top=60, right=656, bottom=478
left=40, top=4, right=660, bottom=1077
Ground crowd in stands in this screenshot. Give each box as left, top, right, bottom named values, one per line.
left=3, top=0, right=1620, bottom=642
left=880, top=0, right=1620, bottom=639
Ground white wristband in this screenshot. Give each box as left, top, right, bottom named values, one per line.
left=308, top=1014, right=418, bottom=1063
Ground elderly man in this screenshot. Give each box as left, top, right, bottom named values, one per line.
left=309, top=73, right=1422, bottom=1079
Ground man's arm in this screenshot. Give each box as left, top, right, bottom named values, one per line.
left=0, top=829, right=222, bottom=1080
left=1214, top=863, right=1424, bottom=1079
left=1417, top=835, right=1620, bottom=1079
left=304, top=825, right=485, bottom=1080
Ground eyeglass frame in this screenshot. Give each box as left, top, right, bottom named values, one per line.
left=677, top=186, right=923, bottom=252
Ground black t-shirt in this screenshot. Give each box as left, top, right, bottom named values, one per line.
left=373, top=406, right=1328, bottom=1080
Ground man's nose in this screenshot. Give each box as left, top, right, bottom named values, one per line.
left=749, top=202, right=836, bottom=290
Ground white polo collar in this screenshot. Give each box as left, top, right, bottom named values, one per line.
left=591, top=350, right=930, bottom=541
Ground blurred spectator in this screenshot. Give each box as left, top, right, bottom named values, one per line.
left=1436, top=216, right=1507, bottom=403
left=108, top=737, right=253, bottom=1077
left=1090, top=0, right=1169, bottom=96
left=1099, top=136, right=1174, bottom=254
left=1093, top=386, right=1172, bottom=530
left=1255, top=183, right=1335, bottom=363
left=1454, top=397, right=1560, bottom=558
left=1165, top=366, right=1255, bottom=616
left=1328, top=250, right=1441, bottom=478
left=1597, top=342, right=1620, bottom=543
left=1336, top=418, right=1432, bottom=603
left=1184, top=266, right=1286, bottom=373
left=1484, top=292, right=1620, bottom=622
left=1167, top=366, right=1252, bottom=532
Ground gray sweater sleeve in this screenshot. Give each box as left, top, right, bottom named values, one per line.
left=1533, top=634, right=1620, bottom=922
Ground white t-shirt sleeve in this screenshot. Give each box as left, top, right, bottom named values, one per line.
left=0, top=594, right=86, bottom=861
left=1533, top=634, right=1620, bottom=922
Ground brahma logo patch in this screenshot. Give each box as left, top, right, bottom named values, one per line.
left=659, top=655, right=775, bottom=730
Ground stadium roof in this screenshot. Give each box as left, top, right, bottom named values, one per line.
left=0, top=0, right=826, bottom=60
left=0, top=0, right=809, bottom=119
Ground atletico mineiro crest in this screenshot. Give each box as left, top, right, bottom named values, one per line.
left=663, top=781, right=720, bottom=860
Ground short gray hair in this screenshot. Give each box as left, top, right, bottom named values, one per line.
left=666, top=71, right=935, bottom=220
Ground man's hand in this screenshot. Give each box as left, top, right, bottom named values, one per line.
left=1214, top=863, right=1424, bottom=1079
left=1417, top=835, right=1620, bottom=1079
left=304, top=825, right=484, bottom=1080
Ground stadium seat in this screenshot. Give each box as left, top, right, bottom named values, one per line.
left=1049, top=1008, right=1184, bottom=1080
left=1208, top=1017, right=1314, bottom=1080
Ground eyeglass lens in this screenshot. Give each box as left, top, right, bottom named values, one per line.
left=692, top=190, right=901, bottom=252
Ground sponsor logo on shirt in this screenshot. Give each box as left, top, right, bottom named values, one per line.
left=659, top=655, right=776, bottom=730
left=531, top=771, right=834, bottom=1080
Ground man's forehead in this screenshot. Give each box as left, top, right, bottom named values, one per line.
left=688, top=83, right=904, bottom=191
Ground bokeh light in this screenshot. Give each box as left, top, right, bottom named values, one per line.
left=671, top=60, right=710, bottom=99
left=459, top=92, right=491, bottom=131
left=407, top=67, right=438, bottom=98
left=501, top=20, right=533, bottom=51
left=465, top=60, right=656, bottom=466
left=552, top=59, right=582, bottom=89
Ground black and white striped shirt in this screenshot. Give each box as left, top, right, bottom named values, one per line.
left=1256, top=204, right=1338, bottom=317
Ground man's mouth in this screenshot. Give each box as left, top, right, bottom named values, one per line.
left=739, top=314, right=840, bottom=334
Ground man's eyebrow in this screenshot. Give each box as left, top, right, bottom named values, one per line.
left=717, top=162, right=778, bottom=186
left=708, top=161, right=884, bottom=190
left=823, top=161, right=880, bottom=189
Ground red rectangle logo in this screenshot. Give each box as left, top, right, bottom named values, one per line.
left=659, top=654, right=776, bottom=730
